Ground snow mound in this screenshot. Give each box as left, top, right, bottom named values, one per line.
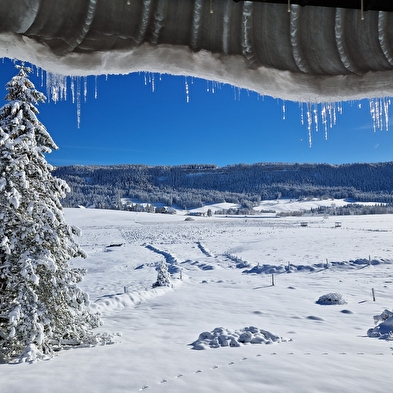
left=367, top=309, right=393, bottom=340
left=316, top=293, right=347, bottom=305
left=190, top=326, right=288, bottom=350
left=225, top=253, right=251, bottom=269
left=243, top=259, right=393, bottom=275
left=92, top=286, right=174, bottom=314
left=144, top=244, right=180, bottom=273
left=197, top=242, right=214, bottom=257
left=182, top=260, right=215, bottom=271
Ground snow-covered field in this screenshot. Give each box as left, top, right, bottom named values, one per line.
left=2, top=205, right=393, bottom=393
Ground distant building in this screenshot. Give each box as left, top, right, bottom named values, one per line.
left=155, top=206, right=177, bottom=214
left=188, top=211, right=206, bottom=217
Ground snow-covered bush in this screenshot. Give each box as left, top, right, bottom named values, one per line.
left=190, top=326, right=288, bottom=350
left=367, top=309, right=393, bottom=340
left=0, top=63, right=102, bottom=363
left=152, top=261, right=171, bottom=288
left=316, top=293, right=346, bottom=305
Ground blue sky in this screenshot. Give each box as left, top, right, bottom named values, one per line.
left=1, top=58, right=393, bottom=167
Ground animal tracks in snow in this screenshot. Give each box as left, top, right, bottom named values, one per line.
left=136, top=351, right=391, bottom=391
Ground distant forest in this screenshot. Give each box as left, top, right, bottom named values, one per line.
left=53, top=162, right=393, bottom=213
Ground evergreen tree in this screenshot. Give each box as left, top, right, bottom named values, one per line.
left=0, top=63, right=101, bottom=363
left=153, top=261, right=171, bottom=288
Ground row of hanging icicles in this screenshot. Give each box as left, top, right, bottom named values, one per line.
left=38, top=67, right=390, bottom=147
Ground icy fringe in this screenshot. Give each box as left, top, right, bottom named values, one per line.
left=152, top=261, right=172, bottom=288
left=41, top=69, right=391, bottom=142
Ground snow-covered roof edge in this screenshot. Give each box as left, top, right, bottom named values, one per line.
left=1, top=32, right=393, bottom=104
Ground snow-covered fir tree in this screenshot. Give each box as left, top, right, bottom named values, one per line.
left=0, top=63, right=102, bottom=363
left=153, top=261, right=171, bottom=288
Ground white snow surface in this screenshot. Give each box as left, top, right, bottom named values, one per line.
left=2, top=32, right=393, bottom=102
left=2, top=205, right=393, bottom=392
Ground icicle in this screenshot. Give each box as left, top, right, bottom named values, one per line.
left=367, top=97, right=391, bottom=132
left=281, top=101, right=287, bottom=120
left=369, top=99, right=375, bottom=132
left=300, top=102, right=305, bottom=126
left=76, top=76, right=81, bottom=128
left=45, top=72, right=51, bottom=102
left=375, top=99, right=381, bottom=130
left=45, top=72, right=68, bottom=103
left=328, top=103, right=333, bottom=129
left=332, top=102, right=337, bottom=126
left=337, top=101, right=343, bottom=115
left=185, top=77, right=190, bottom=103
left=94, top=75, right=98, bottom=99
left=321, top=103, right=327, bottom=138
left=282, top=100, right=286, bottom=120
left=151, top=73, right=155, bottom=92
left=40, top=67, right=44, bottom=88
left=307, top=103, right=313, bottom=147
left=313, top=105, right=318, bottom=132
left=384, top=97, right=390, bottom=131
left=83, top=76, right=88, bottom=103
left=70, top=76, right=76, bottom=104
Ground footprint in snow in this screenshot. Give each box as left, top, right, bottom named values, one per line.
left=306, top=315, right=324, bottom=321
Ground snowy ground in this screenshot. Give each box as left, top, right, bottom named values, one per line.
left=2, top=205, right=393, bottom=392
